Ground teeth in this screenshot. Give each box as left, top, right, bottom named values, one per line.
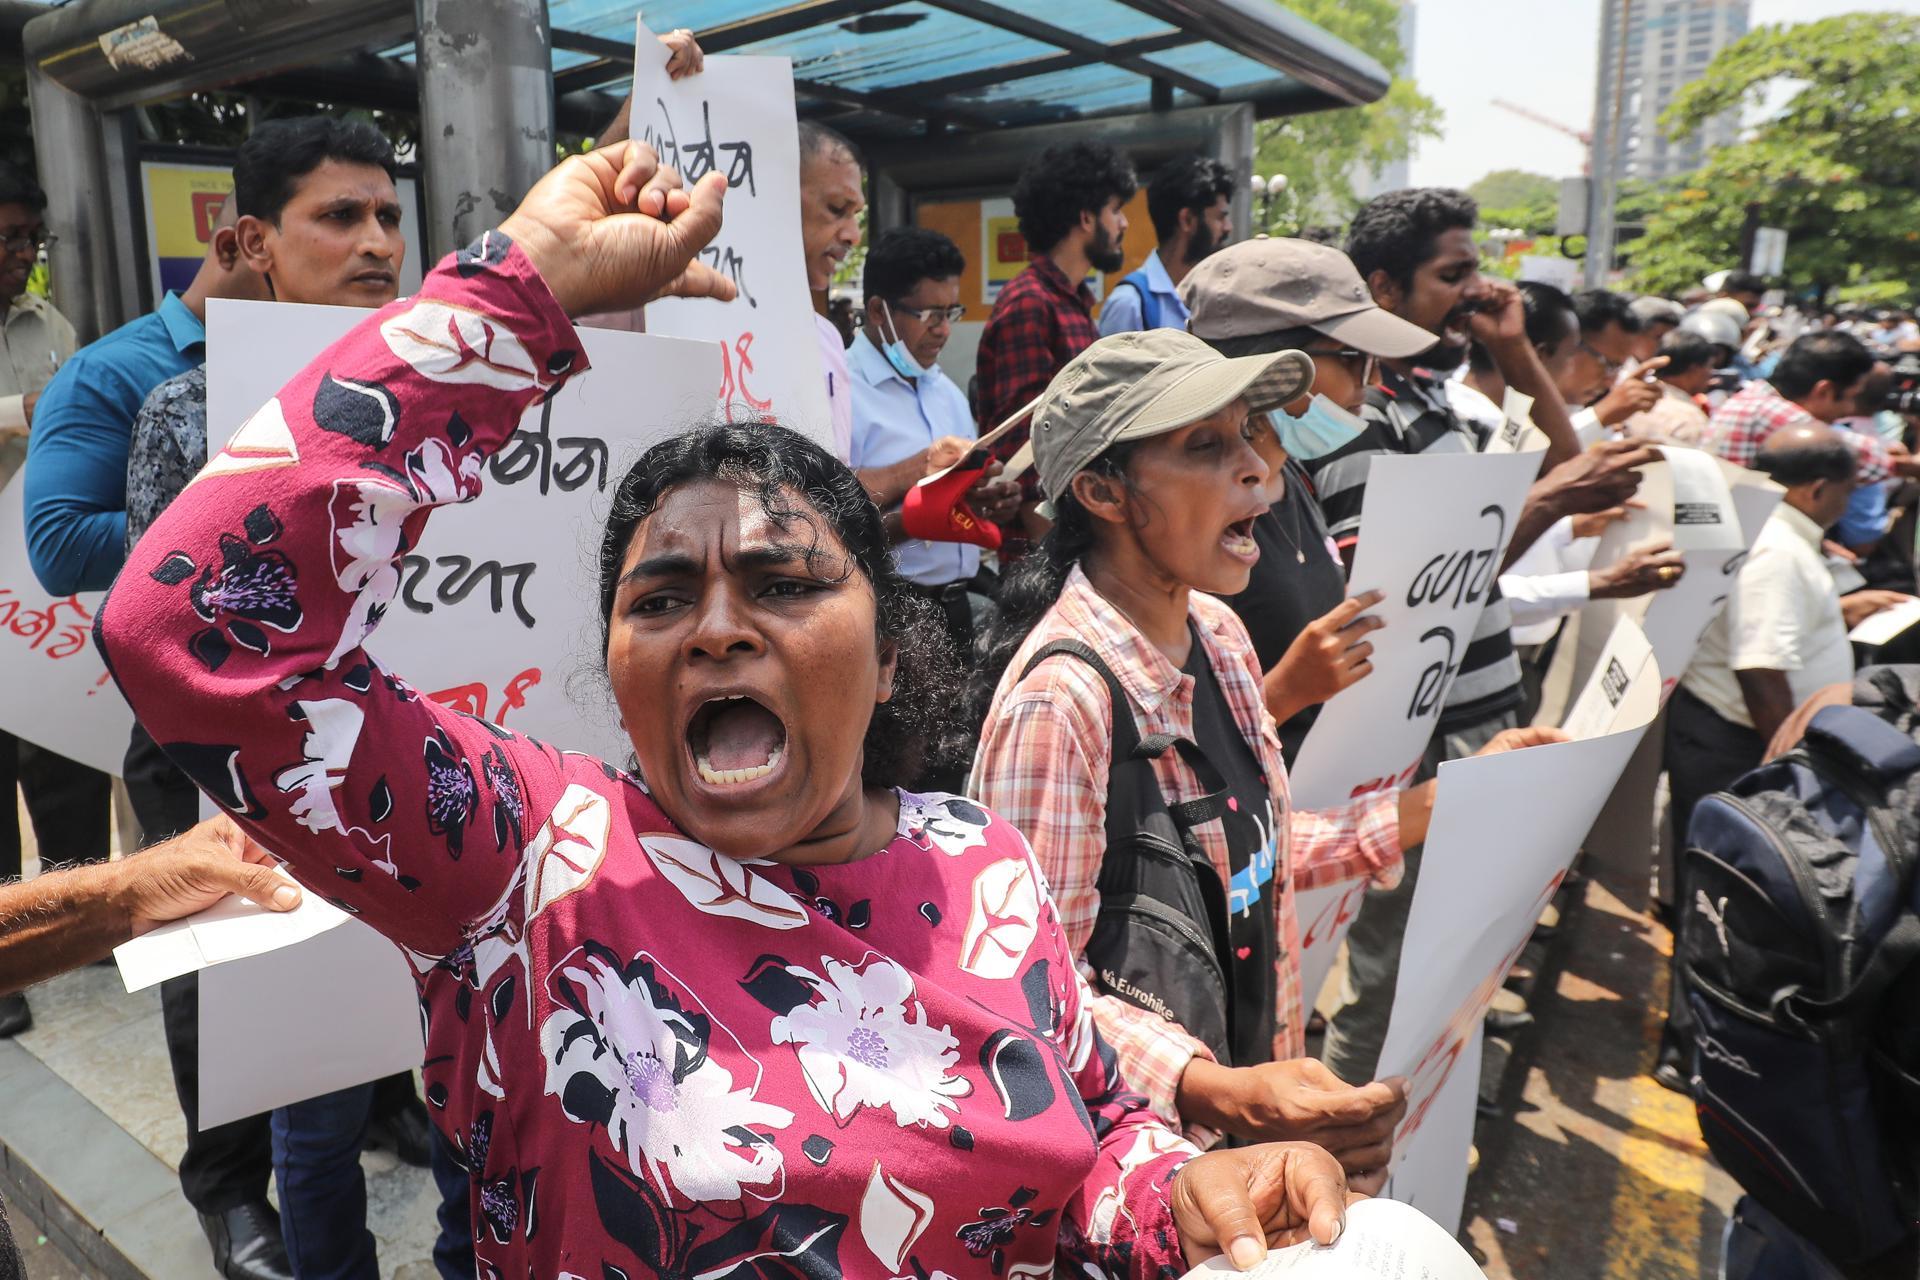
left=694, top=742, right=783, bottom=786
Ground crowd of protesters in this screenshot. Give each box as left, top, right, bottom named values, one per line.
left=0, top=36, right=1916, bottom=1280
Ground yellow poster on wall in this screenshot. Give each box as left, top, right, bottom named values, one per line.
left=140, top=161, right=233, bottom=302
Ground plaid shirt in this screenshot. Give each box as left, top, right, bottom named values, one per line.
left=975, top=255, right=1099, bottom=457
left=1702, top=379, right=1893, bottom=482
left=969, top=566, right=1403, bottom=1135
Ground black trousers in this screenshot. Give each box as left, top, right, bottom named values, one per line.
left=1661, top=686, right=1767, bottom=1059
left=126, top=724, right=276, bottom=1215
left=0, top=732, right=110, bottom=879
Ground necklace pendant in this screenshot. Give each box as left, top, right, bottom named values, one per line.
left=1296, top=549, right=1306, bottom=564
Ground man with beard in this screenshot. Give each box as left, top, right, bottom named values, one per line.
left=1097, top=157, right=1232, bottom=336
left=1304, top=188, right=1659, bottom=1089
left=975, top=141, right=1135, bottom=539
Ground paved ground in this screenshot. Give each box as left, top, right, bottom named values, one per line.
left=1460, top=859, right=1741, bottom=1280
left=6, top=794, right=442, bottom=1278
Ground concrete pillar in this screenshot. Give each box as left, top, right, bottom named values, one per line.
left=25, top=66, right=129, bottom=341
left=413, top=0, right=554, bottom=261
left=1208, top=103, right=1256, bottom=242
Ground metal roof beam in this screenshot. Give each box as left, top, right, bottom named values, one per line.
left=1103, top=0, right=1390, bottom=106
left=792, top=75, right=999, bottom=131
left=904, top=29, right=1195, bottom=98
left=916, top=0, right=1220, bottom=101
left=550, top=2, right=900, bottom=96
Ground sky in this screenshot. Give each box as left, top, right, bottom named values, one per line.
left=1406, top=0, right=1920, bottom=190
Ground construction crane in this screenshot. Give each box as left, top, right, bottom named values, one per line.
left=1491, top=99, right=1592, bottom=174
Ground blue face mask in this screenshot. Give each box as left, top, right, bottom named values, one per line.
left=1271, top=394, right=1366, bottom=460
left=878, top=302, right=931, bottom=381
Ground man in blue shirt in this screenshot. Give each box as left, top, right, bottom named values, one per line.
left=1096, top=157, right=1233, bottom=337
left=849, top=228, right=1019, bottom=607
left=24, top=197, right=265, bottom=594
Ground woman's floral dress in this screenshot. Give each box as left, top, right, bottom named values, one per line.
left=95, top=236, right=1199, bottom=1280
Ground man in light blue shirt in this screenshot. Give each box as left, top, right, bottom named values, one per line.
left=850, top=227, right=1018, bottom=594
left=1096, top=157, right=1233, bottom=337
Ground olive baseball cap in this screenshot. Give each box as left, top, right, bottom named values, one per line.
left=1014, top=328, right=1313, bottom=503
left=1180, top=236, right=1436, bottom=359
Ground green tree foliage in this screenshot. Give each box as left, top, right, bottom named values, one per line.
left=1468, top=169, right=1558, bottom=217
left=1624, top=12, right=1920, bottom=299
left=1254, top=0, right=1442, bottom=231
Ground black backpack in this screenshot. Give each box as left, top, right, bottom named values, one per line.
left=1017, top=639, right=1268, bottom=1066
left=1680, top=665, right=1920, bottom=1274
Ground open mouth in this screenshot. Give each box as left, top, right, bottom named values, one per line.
left=1221, top=514, right=1259, bottom=561
left=686, top=693, right=789, bottom=787
left=353, top=271, right=396, bottom=288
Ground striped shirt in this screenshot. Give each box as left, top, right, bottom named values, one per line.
left=970, top=566, right=1403, bottom=1134
left=1304, top=365, right=1526, bottom=731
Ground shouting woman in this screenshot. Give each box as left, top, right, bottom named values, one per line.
left=971, top=331, right=1554, bottom=1186
left=97, top=144, right=1355, bottom=1278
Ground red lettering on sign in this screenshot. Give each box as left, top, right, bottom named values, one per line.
left=191, top=192, right=229, bottom=244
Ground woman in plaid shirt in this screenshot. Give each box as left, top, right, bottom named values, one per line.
left=971, top=331, right=1551, bottom=1192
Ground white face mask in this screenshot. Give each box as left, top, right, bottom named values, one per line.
left=1271, top=394, right=1366, bottom=460
left=878, top=301, right=932, bottom=380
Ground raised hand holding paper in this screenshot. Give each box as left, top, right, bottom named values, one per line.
left=1183, top=1198, right=1485, bottom=1279
left=627, top=17, right=831, bottom=440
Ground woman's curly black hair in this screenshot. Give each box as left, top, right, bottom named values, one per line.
left=596, top=421, right=965, bottom=791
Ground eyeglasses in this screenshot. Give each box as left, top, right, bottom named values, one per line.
left=1577, top=338, right=1623, bottom=376
left=889, top=302, right=967, bottom=326
left=1302, top=346, right=1380, bottom=386
left=0, top=230, right=51, bottom=256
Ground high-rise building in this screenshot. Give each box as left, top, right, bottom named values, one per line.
left=1590, top=0, right=1749, bottom=183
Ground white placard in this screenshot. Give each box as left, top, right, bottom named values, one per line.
left=114, top=867, right=341, bottom=991
left=1383, top=1029, right=1482, bottom=1237
left=180, top=299, right=720, bottom=1116
left=1296, top=877, right=1371, bottom=1011
left=0, top=475, right=133, bottom=776
left=1851, top=597, right=1920, bottom=646
left=1288, top=448, right=1545, bottom=810
left=1182, top=1195, right=1485, bottom=1279
left=627, top=18, right=831, bottom=443
left=1481, top=388, right=1537, bottom=455
left=1559, top=615, right=1656, bottom=742
left=116, top=878, right=424, bottom=1126
left=206, top=298, right=721, bottom=764
left=1576, top=455, right=1781, bottom=709
left=196, top=910, right=421, bottom=1127
left=1373, top=639, right=1660, bottom=1216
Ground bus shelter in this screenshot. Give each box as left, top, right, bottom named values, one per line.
left=15, top=0, right=1389, bottom=343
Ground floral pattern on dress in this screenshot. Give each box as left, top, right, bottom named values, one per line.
left=95, top=239, right=1202, bottom=1280
left=540, top=944, right=794, bottom=1205
left=771, top=955, right=971, bottom=1130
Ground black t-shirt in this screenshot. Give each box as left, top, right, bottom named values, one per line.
left=1224, top=459, right=1348, bottom=765
left=1183, top=628, right=1283, bottom=1058
left=1185, top=631, right=1271, bottom=813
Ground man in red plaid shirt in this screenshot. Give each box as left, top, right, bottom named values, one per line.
left=976, top=141, right=1136, bottom=537
left=1703, top=330, right=1917, bottom=483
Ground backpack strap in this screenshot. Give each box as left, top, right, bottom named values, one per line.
left=1018, top=639, right=1230, bottom=836
left=1117, top=269, right=1160, bottom=331
left=1803, top=704, right=1920, bottom=782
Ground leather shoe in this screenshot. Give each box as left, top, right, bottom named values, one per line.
left=0, top=994, right=30, bottom=1038
left=199, top=1202, right=292, bottom=1280
left=367, top=1096, right=432, bottom=1167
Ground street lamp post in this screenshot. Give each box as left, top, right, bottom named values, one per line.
left=1250, top=172, right=1289, bottom=234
